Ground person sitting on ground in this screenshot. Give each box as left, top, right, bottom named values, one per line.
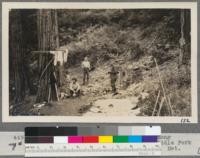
left=69, top=78, right=81, bottom=97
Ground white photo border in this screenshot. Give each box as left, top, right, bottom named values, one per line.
left=2, top=2, right=198, bottom=123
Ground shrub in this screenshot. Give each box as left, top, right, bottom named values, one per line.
left=138, top=88, right=170, bottom=116
left=137, top=64, right=191, bottom=116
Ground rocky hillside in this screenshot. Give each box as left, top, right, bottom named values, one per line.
left=9, top=9, right=191, bottom=117
left=58, top=9, right=191, bottom=116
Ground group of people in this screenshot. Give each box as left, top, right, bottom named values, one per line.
left=64, top=56, right=119, bottom=98
left=64, top=57, right=91, bottom=98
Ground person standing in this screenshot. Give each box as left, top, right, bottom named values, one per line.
left=108, top=64, right=119, bottom=94
left=81, top=57, right=91, bottom=85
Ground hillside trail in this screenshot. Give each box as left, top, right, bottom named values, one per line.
left=39, top=28, right=146, bottom=116
left=39, top=64, right=140, bottom=116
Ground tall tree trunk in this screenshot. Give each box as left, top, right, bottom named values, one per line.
left=36, top=9, right=59, bottom=103
left=178, top=10, right=185, bottom=67
left=9, top=10, right=26, bottom=103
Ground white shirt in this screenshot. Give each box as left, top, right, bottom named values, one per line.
left=70, top=82, right=80, bottom=91
left=82, top=61, right=90, bottom=69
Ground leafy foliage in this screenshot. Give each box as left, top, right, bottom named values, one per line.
left=138, top=64, right=191, bottom=116
left=9, top=9, right=191, bottom=117
left=57, top=9, right=190, bottom=67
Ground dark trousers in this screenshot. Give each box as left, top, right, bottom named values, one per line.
left=111, top=78, right=117, bottom=93
left=70, top=89, right=80, bottom=97
left=83, top=68, right=89, bottom=85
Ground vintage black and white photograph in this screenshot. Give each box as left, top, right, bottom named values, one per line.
left=2, top=2, right=197, bottom=122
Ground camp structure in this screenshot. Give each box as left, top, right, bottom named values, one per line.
left=35, top=9, right=68, bottom=103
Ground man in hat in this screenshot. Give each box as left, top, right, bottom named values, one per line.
left=108, top=64, right=119, bottom=94
left=81, top=57, right=91, bottom=85
left=69, top=78, right=81, bottom=97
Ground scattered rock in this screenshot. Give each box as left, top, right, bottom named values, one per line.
left=89, top=106, right=102, bottom=113
left=78, top=104, right=93, bottom=114
left=108, top=104, right=114, bottom=107
left=33, top=102, right=46, bottom=108
left=131, top=105, right=139, bottom=110
left=29, top=107, right=41, bottom=115
left=140, top=92, right=149, bottom=99
left=83, top=98, right=140, bottom=116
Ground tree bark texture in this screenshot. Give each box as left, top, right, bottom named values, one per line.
left=36, top=9, right=59, bottom=103
left=9, top=10, right=26, bottom=103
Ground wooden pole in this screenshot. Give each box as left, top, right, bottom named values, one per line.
left=157, top=97, right=165, bottom=116
left=152, top=90, right=160, bottom=116
left=154, top=58, right=174, bottom=116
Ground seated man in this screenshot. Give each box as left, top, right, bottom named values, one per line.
left=69, top=78, right=81, bottom=97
